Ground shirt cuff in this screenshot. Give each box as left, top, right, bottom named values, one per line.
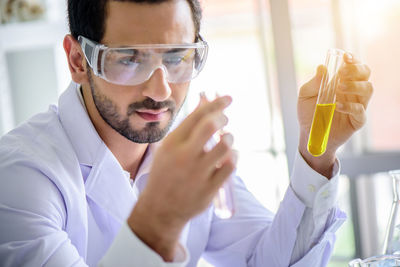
left=290, top=150, right=340, bottom=214
left=99, top=221, right=190, bottom=267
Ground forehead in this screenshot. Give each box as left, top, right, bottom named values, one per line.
left=103, top=0, right=196, bottom=46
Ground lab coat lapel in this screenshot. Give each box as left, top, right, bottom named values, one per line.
left=85, top=144, right=136, bottom=224
left=59, top=82, right=190, bottom=246
left=59, top=82, right=136, bottom=224
left=58, top=82, right=102, bottom=167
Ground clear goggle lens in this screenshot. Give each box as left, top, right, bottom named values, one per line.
left=78, top=36, right=208, bottom=86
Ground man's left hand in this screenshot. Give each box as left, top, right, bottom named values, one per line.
left=297, top=53, right=373, bottom=178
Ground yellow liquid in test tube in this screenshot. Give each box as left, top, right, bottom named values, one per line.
left=307, top=103, right=336, bottom=157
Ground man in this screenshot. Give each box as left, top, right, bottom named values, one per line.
left=0, top=0, right=373, bottom=266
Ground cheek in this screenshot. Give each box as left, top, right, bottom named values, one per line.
left=92, top=77, right=118, bottom=98
left=96, top=78, right=143, bottom=110
left=170, top=82, right=189, bottom=108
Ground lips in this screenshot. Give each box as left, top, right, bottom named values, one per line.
left=136, top=108, right=169, bottom=122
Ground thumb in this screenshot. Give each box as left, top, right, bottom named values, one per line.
left=197, top=91, right=209, bottom=108
left=298, top=65, right=326, bottom=98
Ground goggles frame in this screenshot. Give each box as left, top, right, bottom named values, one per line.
left=78, top=35, right=209, bottom=85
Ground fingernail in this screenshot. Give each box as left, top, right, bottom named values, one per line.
left=199, top=92, right=208, bottom=105
left=346, top=52, right=353, bottom=63
left=223, top=114, right=229, bottom=126
left=222, top=133, right=234, bottom=147
left=232, top=150, right=239, bottom=166
left=317, top=65, right=324, bottom=75
left=222, top=96, right=232, bottom=105
left=336, top=102, right=344, bottom=109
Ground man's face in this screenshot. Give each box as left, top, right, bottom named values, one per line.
left=87, top=0, right=196, bottom=143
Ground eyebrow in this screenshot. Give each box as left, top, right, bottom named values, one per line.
left=164, top=48, right=190, bottom=54
left=112, top=47, right=191, bottom=56
left=115, top=49, right=139, bottom=56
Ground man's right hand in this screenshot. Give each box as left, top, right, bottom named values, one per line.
left=127, top=95, right=236, bottom=261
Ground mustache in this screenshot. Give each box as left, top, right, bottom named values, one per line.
left=127, top=98, right=175, bottom=116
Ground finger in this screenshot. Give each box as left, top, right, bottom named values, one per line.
left=343, top=52, right=361, bottom=64
left=336, top=93, right=371, bottom=111
left=337, top=81, right=374, bottom=98
left=338, top=63, right=371, bottom=81
left=199, top=91, right=209, bottom=106
left=298, top=65, right=326, bottom=98
left=187, top=111, right=229, bottom=154
left=202, top=133, right=234, bottom=171
left=335, top=102, right=367, bottom=130
left=171, top=96, right=232, bottom=142
left=336, top=80, right=373, bottom=109
left=208, top=151, right=237, bottom=189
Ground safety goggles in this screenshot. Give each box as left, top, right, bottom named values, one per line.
left=78, top=35, right=209, bottom=86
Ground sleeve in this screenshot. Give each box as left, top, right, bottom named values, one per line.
left=203, top=151, right=346, bottom=267
left=0, top=162, right=87, bottom=266
left=99, top=222, right=189, bottom=267
left=289, top=151, right=346, bottom=266
left=0, top=158, right=188, bottom=267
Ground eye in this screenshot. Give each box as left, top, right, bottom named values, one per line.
left=118, top=56, right=141, bottom=66
left=163, top=49, right=195, bottom=66
left=164, top=55, right=184, bottom=65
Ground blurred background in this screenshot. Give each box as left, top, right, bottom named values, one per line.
left=1, top=0, right=400, bottom=266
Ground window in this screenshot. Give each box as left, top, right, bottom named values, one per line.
left=187, top=0, right=289, bottom=214
left=189, top=0, right=289, bottom=265
left=289, top=0, right=400, bottom=152
left=341, top=0, right=400, bottom=151
left=0, top=0, right=69, bottom=132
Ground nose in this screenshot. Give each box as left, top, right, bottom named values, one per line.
left=141, top=66, right=171, bottom=102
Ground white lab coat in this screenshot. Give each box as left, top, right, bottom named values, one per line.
left=0, top=82, right=345, bottom=266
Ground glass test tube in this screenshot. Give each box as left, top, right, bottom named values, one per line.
left=213, top=177, right=235, bottom=219
left=201, top=92, right=235, bottom=219
left=307, top=48, right=344, bottom=157
left=382, top=170, right=400, bottom=255
left=211, top=130, right=235, bottom=219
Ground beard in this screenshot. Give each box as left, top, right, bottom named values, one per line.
left=87, top=69, right=180, bottom=144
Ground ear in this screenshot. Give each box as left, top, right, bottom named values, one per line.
left=63, top=34, right=89, bottom=84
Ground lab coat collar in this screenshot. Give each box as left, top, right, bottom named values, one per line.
left=59, top=82, right=102, bottom=166
left=133, top=140, right=159, bottom=190
left=58, top=82, right=160, bottom=177
left=58, top=82, right=190, bottom=244
left=58, top=82, right=135, bottom=223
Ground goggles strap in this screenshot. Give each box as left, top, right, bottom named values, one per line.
left=79, top=36, right=101, bottom=76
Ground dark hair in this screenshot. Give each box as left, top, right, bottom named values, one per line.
left=67, top=0, right=202, bottom=43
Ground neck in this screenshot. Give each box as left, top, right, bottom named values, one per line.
left=81, top=85, right=148, bottom=179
